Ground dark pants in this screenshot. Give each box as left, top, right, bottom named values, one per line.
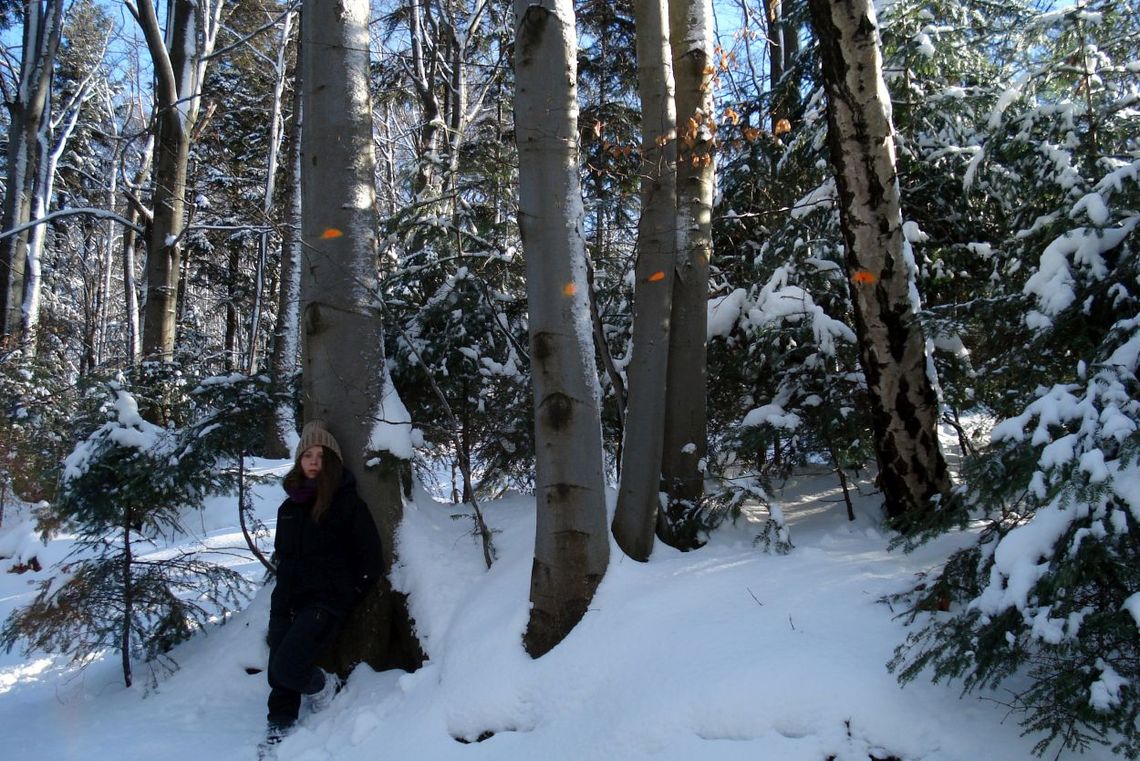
left=266, top=606, right=341, bottom=727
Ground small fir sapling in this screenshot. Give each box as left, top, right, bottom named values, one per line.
left=0, top=379, right=250, bottom=688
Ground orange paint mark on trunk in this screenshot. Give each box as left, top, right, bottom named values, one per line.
left=648, top=271, right=666, bottom=282
left=320, top=228, right=344, bottom=239
left=852, top=269, right=877, bottom=284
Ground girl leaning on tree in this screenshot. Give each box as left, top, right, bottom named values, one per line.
left=262, top=420, right=383, bottom=749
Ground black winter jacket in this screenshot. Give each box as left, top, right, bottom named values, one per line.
left=270, top=472, right=383, bottom=618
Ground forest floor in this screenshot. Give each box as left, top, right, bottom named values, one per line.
left=0, top=455, right=1120, bottom=761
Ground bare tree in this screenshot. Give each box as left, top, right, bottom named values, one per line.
left=264, top=17, right=303, bottom=459
left=514, top=0, right=610, bottom=658
left=805, top=0, right=950, bottom=523
left=0, top=0, right=65, bottom=344
left=246, top=6, right=295, bottom=375
left=611, top=0, right=678, bottom=562
left=127, top=0, right=224, bottom=360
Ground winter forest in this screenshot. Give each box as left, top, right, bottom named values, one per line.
left=0, top=0, right=1138, bottom=759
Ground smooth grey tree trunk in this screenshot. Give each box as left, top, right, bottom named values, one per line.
left=514, top=0, right=610, bottom=658
left=612, top=0, right=679, bottom=562
left=806, top=0, right=951, bottom=522
left=659, top=0, right=716, bottom=549
left=132, top=0, right=221, bottom=361
left=300, top=0, right=420, bottom=672
left=0, top=0, right=64, bottom=343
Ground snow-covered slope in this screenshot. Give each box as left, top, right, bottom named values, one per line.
left=0, top=465, right=1115, bottom=761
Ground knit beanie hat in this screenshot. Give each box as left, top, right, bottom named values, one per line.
left=296, top=420, right=343, bottom=462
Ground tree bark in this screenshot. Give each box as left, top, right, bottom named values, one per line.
left=300, top=0, right=421, bottom=672
left=806, top=0, right=950, bottom=522
left=611, top=0, right=678, bottom=562
left=514, top=0, right=610, bottom=658
left=659, top=0, right=716, bottom=549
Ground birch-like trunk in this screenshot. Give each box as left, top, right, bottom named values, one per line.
left=133, top=0, right=222, bottom=361
left=300, top=0, right=419, bottom=671
left=611, top=0, right=678, bottom=562
left=264, top=23, right=303, bottom=460
left=659, top=0, right=715, bottom=548
left=0, top=0, right=64, bottom=343
left=121, top=132, right=153, bottom=366
left=514, top=0, right=609, bottom=658
left=21, top=74, right=91, bottom=355
left=247, top=8, right=294, bottom=375
left=806, top=0, right=950, bottom=522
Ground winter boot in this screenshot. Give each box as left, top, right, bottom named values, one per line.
left=257, top=721, right=292, bottom=760
left=302, top=670, right=343, bottom=716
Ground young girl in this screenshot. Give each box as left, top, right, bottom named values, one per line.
left=264, top=420, right=383, bottom=742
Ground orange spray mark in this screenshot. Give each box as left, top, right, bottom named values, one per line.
left=320, top=228, right=344, bottom=239
left=648, top=271, right=666, bottom=282
left=563, top=282, right=577, bottom=296
left=852, top=269, right=877, bottom=285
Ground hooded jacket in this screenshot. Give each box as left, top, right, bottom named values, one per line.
left=270, top=471, right=383, bottom=618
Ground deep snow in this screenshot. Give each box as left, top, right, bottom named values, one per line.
left=0, top=461, right=1118, bottom=761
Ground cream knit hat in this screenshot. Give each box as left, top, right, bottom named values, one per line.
left=296, top=420, right=343, bottom=462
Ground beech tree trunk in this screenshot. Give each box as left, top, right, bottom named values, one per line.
left=806, top=0, right=950, bottom=522
left=300, top=0, right=421, bottom=672
left=612, top=0, right=678, bottom=562
left=514, top=0, right=609, bottom=658
left=132, top=0, right=222, bottom=361
left=659, top=0, right=716, bottom=549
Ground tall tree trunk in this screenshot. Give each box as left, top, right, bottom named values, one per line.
left=248, top=8, right=295, bottom=375
left=120, top=520, right=133, bottom=688
left=0, top=0, right=65, bottom=343
left=409, top=0, right=444, bottom=201
left=120, top=131, right=154, bottom=367
left=766, top=0, right=802, bottom=132
left=224, top=242, right=240, bottom=371
left=300, top=0, right=421, bottom=672
left=514, top=0, right=610, bottom=658
left=21, top=28, right=98, bottom=357
left=132, top=0, right=222, bottom=361
left=659, top=0, right=716, bottom=549
left=611, top=0, right=678, bottom=562
left=264, top=24, right=303, bottom=460
left=806, top=0, right=950, bottom=523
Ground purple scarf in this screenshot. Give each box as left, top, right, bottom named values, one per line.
left=285, top=478, right=317, bottom=504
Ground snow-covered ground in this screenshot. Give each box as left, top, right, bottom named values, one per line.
left=0, top=462, right=1117, bottom=761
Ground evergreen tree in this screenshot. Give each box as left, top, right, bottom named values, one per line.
left=0, top=377, right=250, bottom=688
left=887, top=2, right=1140, bottom=756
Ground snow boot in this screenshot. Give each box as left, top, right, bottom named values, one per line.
left=303, top=670, right=343, bottom=716
left=257, top=721, right=292, bottom=760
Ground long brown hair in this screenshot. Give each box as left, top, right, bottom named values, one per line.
left=283, top=446, right=344, bottom=522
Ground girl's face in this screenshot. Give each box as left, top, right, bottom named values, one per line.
left=300, top=445, right=324, bottom=479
